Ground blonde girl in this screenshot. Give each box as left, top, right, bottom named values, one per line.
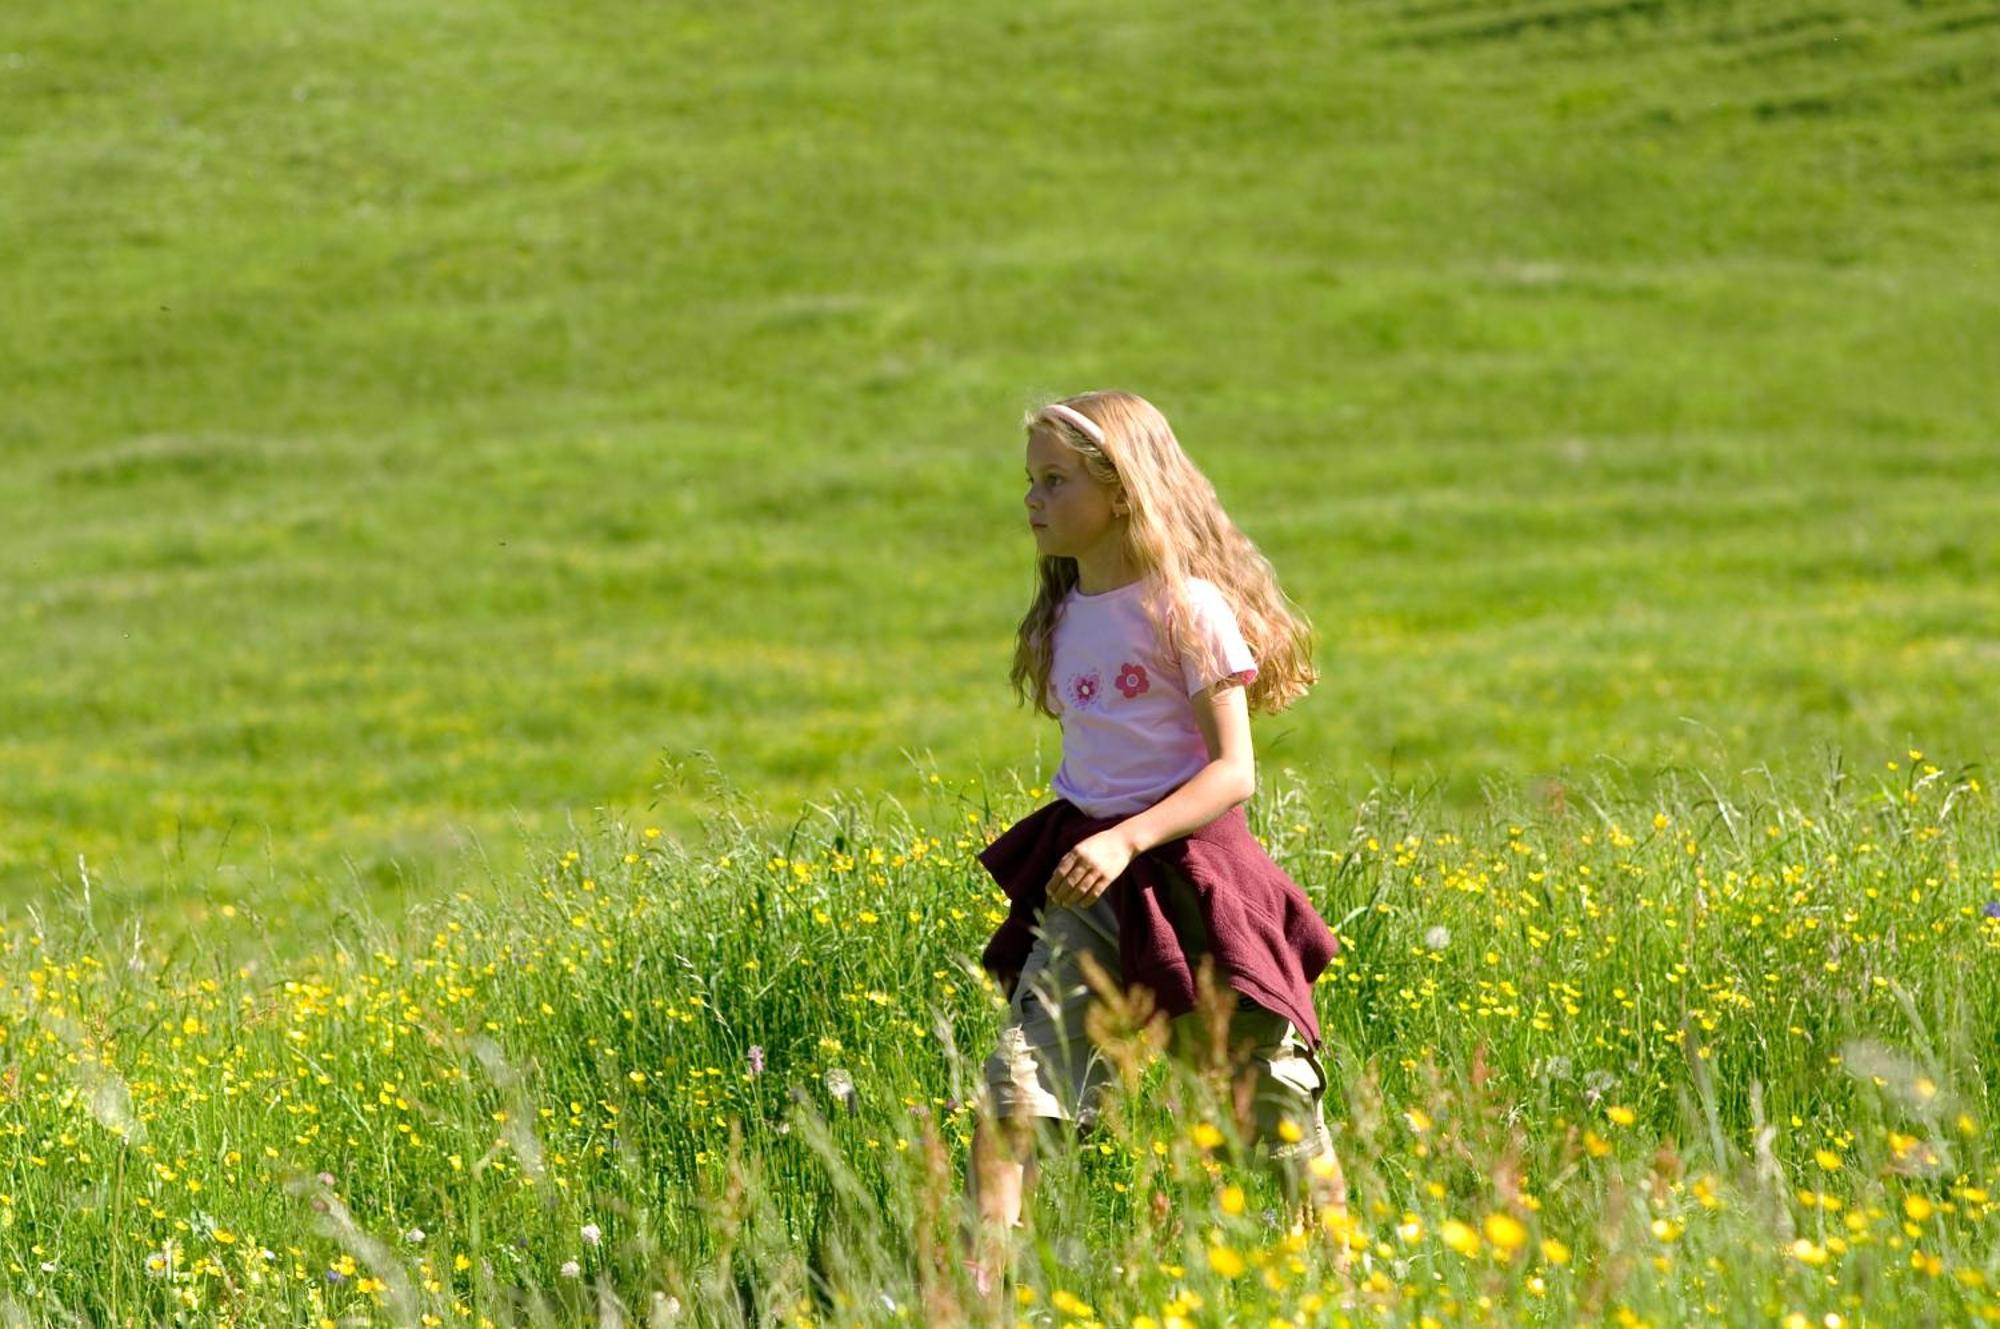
left=961, top=390, right=1348, bottom=1294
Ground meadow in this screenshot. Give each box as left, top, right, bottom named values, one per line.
left=4, top=0, right=1999, bottom=1322
left=4, top=0, right=1997, bottom=927
left=0, top=759, right=1995, bottom=1325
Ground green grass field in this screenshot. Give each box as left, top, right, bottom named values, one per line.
left=1, top=764, right=1995, bottom=1325
left=5, top=0, right=1996, bottom=928
left=2, top=3, right=1998, bottom=1320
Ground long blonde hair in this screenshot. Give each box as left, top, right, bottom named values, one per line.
left=1009, top=389, right=1316, bottom=719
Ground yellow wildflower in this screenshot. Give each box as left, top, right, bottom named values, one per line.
left=1483, top=1212, right=1527, bottom=1255
left=1441, top=1220, right=1480, bottom=1258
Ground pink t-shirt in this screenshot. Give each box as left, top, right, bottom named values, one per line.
left=1046, top=574, right=1259, bottom=818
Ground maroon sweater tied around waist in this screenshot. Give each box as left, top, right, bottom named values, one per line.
left=977, top=799, right=1339, bottom=1049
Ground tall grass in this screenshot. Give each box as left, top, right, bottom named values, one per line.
left=1, top=752, right=1995, bottom=1324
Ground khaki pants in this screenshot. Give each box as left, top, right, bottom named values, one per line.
left=980, top=861, right=1334, bottom=1166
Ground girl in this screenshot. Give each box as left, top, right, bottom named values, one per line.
left=962, top=390, right=1349, bottom=1294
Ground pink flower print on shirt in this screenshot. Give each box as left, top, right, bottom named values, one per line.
left=1114, top=662, right=1149, bottom=699
left=1065, top=670, right=1102, bottom=710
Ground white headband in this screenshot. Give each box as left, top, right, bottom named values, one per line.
left=1037, top=401, right=1105, bottom=446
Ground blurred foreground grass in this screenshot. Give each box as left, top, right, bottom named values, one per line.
left=1, top=755, right=1995, bottom=1325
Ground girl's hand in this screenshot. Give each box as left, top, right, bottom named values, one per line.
left=1046, top=830, right=1136, bottom=909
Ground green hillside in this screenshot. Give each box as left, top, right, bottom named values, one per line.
left=3, top=0, right=1995, bottom=929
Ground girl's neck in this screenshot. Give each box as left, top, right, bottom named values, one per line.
left=1073, top=558, right=1146, bottom=597
left=1080, top=568, right=1144, bottom=592
left=1075, top=577, right=1145, bottom=600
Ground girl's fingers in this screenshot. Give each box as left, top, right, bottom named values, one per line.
left=1048, top=856, right=1105, bottom=908
left=1055, top=873, right=1099, bottom=907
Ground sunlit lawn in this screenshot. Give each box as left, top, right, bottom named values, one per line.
left=4, top=0, right=1997, bottom=928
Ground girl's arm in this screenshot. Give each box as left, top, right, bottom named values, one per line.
left=1113, top=680, right=1255, bottom=855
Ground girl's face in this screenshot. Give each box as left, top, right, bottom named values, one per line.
left=1024, top=430, right=1124, bottom=559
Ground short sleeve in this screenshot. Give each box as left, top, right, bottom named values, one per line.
left=1178, top=580, right=1258, bottom=697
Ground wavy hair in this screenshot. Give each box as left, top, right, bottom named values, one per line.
left=1008, top=389, right=1316, bottom=719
